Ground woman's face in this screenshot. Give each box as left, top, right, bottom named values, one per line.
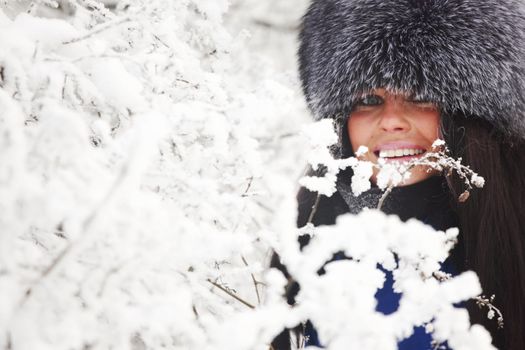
left=347, top=88, right=441, bottom=186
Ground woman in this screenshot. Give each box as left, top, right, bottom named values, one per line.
left=271, top=0, right=525, bottom=349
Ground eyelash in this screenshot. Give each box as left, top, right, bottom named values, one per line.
left=406, top=96, right=432, bottom=104
left=354, top=95, right=383, bottom=107
left=353, top=95, right=435, bottom=109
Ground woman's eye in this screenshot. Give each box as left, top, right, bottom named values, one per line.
left=405, top=96, right=437, bottom=111
left=406, top=96, right=435, bottom=107
left=356, top=95, right=383, bottom=107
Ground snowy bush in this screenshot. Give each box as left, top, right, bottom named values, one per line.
left=0, top=1, right=497, bottom=350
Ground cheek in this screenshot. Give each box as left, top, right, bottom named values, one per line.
left=347, top=115, right=372, bottom=152
left=417, top=111, right=441, bottom=142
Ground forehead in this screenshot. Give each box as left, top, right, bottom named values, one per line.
left=358, top=88, right=404, bottom=98
left=355, top=88, right=436, bottom=102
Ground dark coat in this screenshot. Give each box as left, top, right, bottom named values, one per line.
left=270, top=173, right=462, bottom=350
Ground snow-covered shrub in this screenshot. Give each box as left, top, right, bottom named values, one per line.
left=0, top=1, right=306, bottom=349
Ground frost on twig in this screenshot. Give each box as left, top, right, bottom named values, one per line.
left=432, top=272, right=504, bottom=330
left=75, top=0, right=117, bottom=20
left=375, top=139, right=485, bottom=209
left=206, top=279, right=256, bottom=310
left=476, top=295, right=504, bottom=329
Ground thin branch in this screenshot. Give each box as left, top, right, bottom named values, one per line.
left=475, top=295, right=504, bottom=329
left=307, top=194, right=321, bottom=224
left=62, top=17, right=131, bottom=45
left=374, top=143, right=484, bottom=209
left=377, top=186, right=393, bottom=210
left=433, top=272, right=504, bottom=329
left=61, top=74, right=68, bottom=100
left=241, top=255, right=261, bottom=305
left=152, top=34, right=170, bottom=49
left=241, top=176, right=254, bottom=197
left=206, top=279, right=255, bottom=309
left=252, top=19, right=299, bottom=32
left=14, top=152, right=136, bottom=311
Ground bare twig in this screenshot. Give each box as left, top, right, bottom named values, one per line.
left=476, top=295, right=504, bottom=329
left=61, top=74, right=68, bottom=100
left=241, top=255, right=261, bottom=305
left=252, top=19, right=299, bottom=32
left=206, top=279, right=255, bottom=309
left=377, top=186, right=393, bottom=210
left=307, top=194, right=321, bottom=224
left=375, top=142, right=484, bottom=209
left=62, top=17, right=131, bottom=45
left=152, top=34, right=170, bottom=49
left=432, top=272, right=504, bottom=329
left=241, top=177, right=254, bottom=197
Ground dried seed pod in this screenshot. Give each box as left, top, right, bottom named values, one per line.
left=458, top=190, right=470, bottom=202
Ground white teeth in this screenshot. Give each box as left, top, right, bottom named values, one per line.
left=378, top=148, right=424, bottom=158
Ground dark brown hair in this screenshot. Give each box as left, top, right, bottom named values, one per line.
left=442, top=114, right=525, bottom=350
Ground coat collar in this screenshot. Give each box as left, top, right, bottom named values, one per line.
left=337, top=174, right=457, bottom=231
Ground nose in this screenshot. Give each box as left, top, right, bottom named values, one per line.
left=378, top=100, right=410, bottom=132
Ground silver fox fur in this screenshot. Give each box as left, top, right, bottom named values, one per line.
left=298, top=0, right=525, bottom=138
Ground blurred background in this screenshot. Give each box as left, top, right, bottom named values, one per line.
left=0, top=1, right=313, bottom=349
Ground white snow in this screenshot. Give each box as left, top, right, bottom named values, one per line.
left=0, top=1, right=496, bottom=350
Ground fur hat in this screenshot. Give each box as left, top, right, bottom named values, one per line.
left=298, top=0, right=525, bottom=139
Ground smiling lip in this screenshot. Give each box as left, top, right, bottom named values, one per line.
left=373, top=142, right=426, bottom=152
left=373, top=142, right=427, bottom=160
